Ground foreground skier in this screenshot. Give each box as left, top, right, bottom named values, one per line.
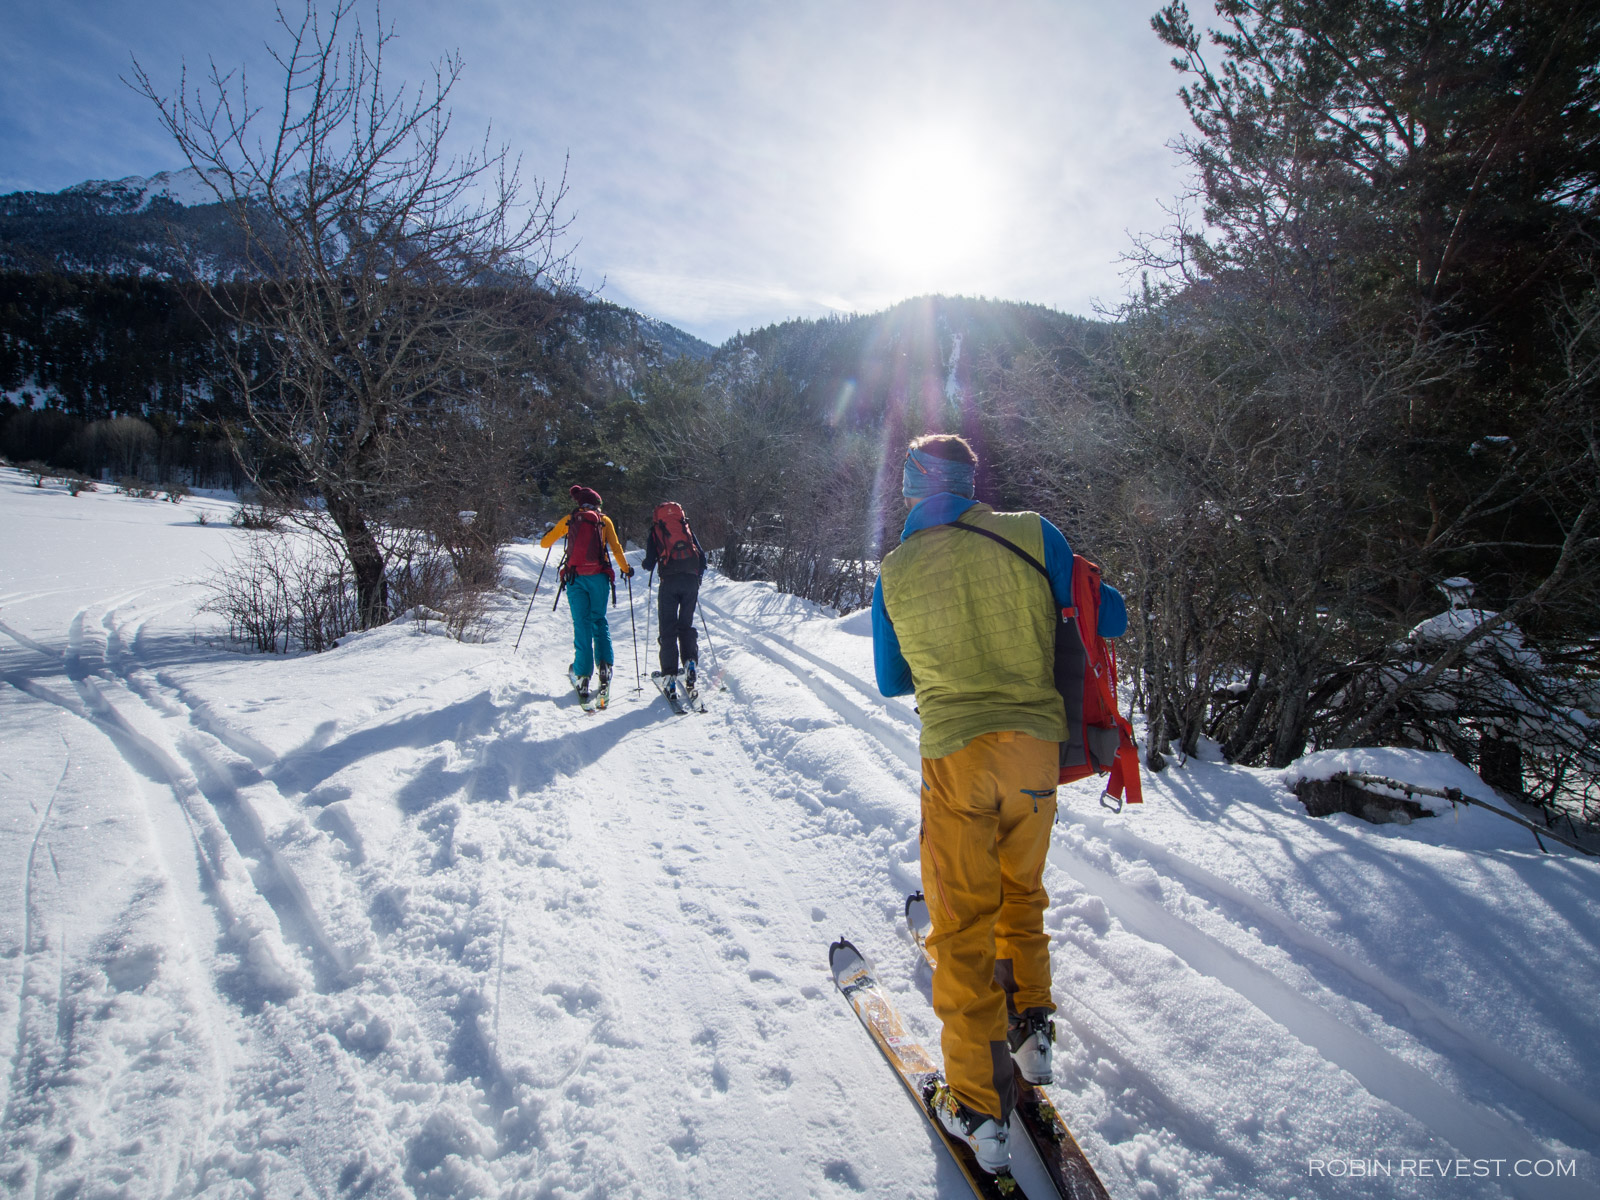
left=871, top=434, right=1126, bottom=1175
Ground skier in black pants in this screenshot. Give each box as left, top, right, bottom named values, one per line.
left=643, top=501, right=708, bottom=705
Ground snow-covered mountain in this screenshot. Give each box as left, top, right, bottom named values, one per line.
left=0, top=168, right=249, bottom=277
left=60, top=167, right=230, bottom=213
left=0, top=171, right=714, bottom=364
left=1, top=467, right=1596, bottom=1197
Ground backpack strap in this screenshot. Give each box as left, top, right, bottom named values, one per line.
left=557, top=508, right=578, bottom=583
left=947, top=520, right=1049, bottom=581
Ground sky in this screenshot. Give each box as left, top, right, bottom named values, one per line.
left=0, top=0, right=1206, bottom=345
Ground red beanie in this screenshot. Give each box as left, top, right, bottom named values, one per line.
left=569, top=484, right=603, bottom=508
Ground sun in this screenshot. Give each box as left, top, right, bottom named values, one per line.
left=850, top=127, right=996, bottom=287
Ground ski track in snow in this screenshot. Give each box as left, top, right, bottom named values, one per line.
left=699, top=591, right=1599, bottom=1199
left=1, top=475, right=1597, bottom=1198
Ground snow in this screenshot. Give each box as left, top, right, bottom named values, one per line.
left=2, top=465, right=1598, bottom=1198
left=62, top=167, right=228, bottom=211
left=1286, top=747, right=1506, bottom=815
left=1408, top=607, right=1528, bottom=653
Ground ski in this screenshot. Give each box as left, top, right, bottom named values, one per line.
left=649, top=670, right=689, bottom=715
left=904, top=894, right=1111, bottom=1200
left=1012, top=1087, right=1110, bottom=1200
left=829, top=939, right=1022, bottom=1200
left=570, top=668, right=597, bottom=714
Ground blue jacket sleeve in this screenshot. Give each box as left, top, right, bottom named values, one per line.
left=1097, top=583, right=1128, bottom=638
left=1040, top=517, right=1129, bottom=638
left=1039, top=518, right=1075, bottom=610
left=872, top=577, right=914, bottom=696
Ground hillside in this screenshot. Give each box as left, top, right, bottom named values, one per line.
left=0, top=170, right=712, bottom=424
left=717, top=294, right=1104, bottom=433
left=1, top=468, right=1596, bottom=1198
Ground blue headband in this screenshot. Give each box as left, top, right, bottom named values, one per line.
left=903, top=447, right=975, bottom=500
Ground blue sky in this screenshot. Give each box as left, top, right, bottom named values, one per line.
left=0, top=1, right=1205, bottom=345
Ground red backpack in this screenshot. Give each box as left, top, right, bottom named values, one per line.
left=947, top=520, right=1142, bottom=809
left=652, top=501, right=701, bottom=568
left=1055, top=556, right=1142, bottom=807
left=561, top=507, right=613, bottom=581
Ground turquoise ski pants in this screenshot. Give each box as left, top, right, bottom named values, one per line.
left=566, top=572, right=614, bottom=678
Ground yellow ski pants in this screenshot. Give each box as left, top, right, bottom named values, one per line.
left=920, top=730, right=1058, bottom=1121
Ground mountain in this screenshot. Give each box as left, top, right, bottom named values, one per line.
left=0, top=170, right=712, bottom=362
left=0, top=169, right=254, bottom=277
left=61, top=166, right=231, bottom=211
left=713, top=293, right=1107, bottom=433
left=0, top=171, right=712, bottom=431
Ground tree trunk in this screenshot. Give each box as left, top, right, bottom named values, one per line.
left=326, top=491, right=388, bottom=628
left=1268, top=674, right=1310, bottom=769
left=1478, top=734, right=1524, bottom=796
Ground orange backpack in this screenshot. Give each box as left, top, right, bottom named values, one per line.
left=652, top=501, right=702, bottom=569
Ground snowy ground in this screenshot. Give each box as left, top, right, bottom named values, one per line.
left=1, top=466, right=1597, bottom=1199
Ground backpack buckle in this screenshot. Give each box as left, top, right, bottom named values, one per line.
left=1099, top=789, right=1124, bottom=814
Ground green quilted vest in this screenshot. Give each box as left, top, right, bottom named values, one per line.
left=879, top=504, right=1066, bottom=760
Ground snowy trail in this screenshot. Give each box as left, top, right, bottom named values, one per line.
left=708, top=588, right=1597, bottom=1149
left=702, top=581, right=1599, bottom=1197
left=2, top=475, right=1597, bottom=1197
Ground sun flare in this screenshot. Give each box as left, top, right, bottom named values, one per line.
left=851, top=128, right=995, bottom=286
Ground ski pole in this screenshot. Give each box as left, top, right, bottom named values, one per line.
left=645, top=567, right=655, bottom=683
left=513, top=544, right=554, bottom=653
left=698, top=605, right=727, bottom=689
left=626, top=570, right=641, bottom=690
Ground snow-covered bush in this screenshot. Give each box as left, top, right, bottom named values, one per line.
left=1371, top=587, right=1599, bottom=824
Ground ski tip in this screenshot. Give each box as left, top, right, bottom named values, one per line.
left=828, top=938, right=870, bottom=983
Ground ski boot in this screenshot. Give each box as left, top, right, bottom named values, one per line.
left=596, top=663, right=613, bottom=709
left=931, top=1082, right=1010, bottom=1175
left=682, top=659, right=699, bottom=706
left=1008, top=1007, right=1055, bottom=1085
left=569, top=667, right=593, bottom=709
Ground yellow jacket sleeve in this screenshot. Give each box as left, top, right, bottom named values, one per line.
left=601, top=515, right=630, bottom=573
left=538, top=513, right=570, bottom=549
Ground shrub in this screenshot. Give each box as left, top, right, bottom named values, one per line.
left=202, top=532, right=359, bottom=653
left=116, top=476, right=160, bottom=499
left=230, top=503, right=283, bottom=531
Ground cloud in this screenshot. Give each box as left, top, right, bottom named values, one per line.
left=1, top=0, right=1203, bottom=343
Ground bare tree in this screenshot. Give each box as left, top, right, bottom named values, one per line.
left=631, top=352, right=815, bottom=579
left=132, top=0, right=575, bottom=626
